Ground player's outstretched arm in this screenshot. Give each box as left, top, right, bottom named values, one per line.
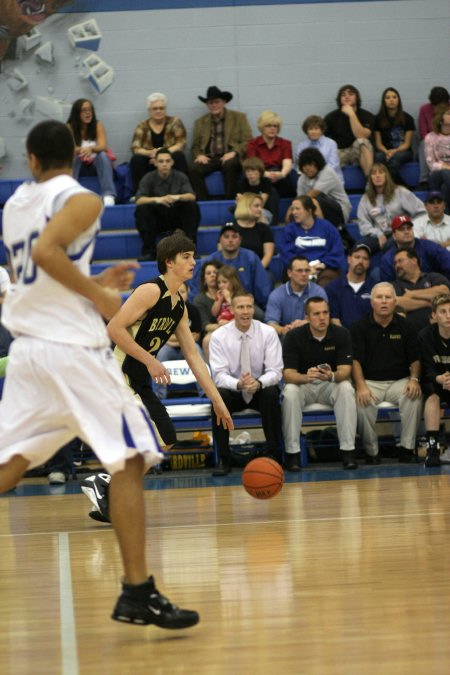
left=32, top=192, right=121, bottom=320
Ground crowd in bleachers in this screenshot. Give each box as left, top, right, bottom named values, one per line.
left=76, top=82, right=450, bottom=285
left=2, top=80, right=450, bottom=479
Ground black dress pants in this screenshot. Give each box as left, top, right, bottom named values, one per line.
left=212, top=385, right=282, bottom=459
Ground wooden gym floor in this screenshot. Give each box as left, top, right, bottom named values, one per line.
left=1, top=463, right=450, bottom=675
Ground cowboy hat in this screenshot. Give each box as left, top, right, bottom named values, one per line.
left=198, top=85, right=233, bottom=103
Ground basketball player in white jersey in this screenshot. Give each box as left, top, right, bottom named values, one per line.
left=0, top=120, right=199, bottom=629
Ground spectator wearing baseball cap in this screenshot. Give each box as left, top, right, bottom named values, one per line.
left=391, top=214, right=415, bottom=231
left=413, top=191, right=450, bottom=250
left=380, top=213, right=450, bottom=281
left=219, top=223, right=240, bottom=237
left=326, top=243, right=375, bottom=328
left=188, top=224, right=272, bottom=313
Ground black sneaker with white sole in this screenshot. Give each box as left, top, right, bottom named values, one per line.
left=88, top=509, right=111, bottom=524
left=112, top=576, right=199, bottom=629
left=81, top=473, right=111, bottom=523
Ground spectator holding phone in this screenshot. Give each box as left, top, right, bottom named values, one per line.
left=281, top=296, right=358, bottom=472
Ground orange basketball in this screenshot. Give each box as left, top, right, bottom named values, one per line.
left=242, top=457, right=284, bottom=500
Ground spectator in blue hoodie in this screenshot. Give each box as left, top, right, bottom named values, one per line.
left=280, top=196, right=346, bottom=287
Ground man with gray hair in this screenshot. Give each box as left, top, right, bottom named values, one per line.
left=350, top=282, right=422, bottom=463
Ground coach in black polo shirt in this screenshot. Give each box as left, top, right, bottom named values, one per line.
left=135, top=148, right=200, bottom=261
left=351, top=282, right=422, bottom=463
left=282, top=296, right=357, bottom=471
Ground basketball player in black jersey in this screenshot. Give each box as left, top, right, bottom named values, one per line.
left=82, top=230, right=233, bottom=521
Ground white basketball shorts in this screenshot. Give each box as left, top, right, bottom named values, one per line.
left=0, top=336, right=163, bottom=474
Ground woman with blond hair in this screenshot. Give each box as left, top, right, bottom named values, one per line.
left=246, top=110, right=295, bottom=198
left=357, top=163, right=425, bottom=253
left=129, top=92, right=188, bottom=193
left=233, top=193, right=275, bottom=269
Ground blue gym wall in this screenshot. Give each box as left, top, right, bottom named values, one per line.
left=0, top=0, right=449, bottom=178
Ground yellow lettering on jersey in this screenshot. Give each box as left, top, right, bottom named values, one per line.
left=433, top=355, right=450, bottom=364
left=148, top=337, right=161, bottom=354
left=148, top=316, right=176, bottom=334
left=389, top=334, right=401, bottom=340
left=165, top=318, right=175, bottom=334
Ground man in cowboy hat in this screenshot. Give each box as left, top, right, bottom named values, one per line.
left=190, top=85, right=252, bottom=199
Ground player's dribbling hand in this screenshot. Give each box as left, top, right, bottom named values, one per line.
left=147, top=359, right=171, bottom=385
left=214, top=400, right=234, bottom=430
left=95, top=288, right=123, bottom=320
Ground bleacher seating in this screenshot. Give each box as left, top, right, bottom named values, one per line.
left=155, top=370, right=415, bottom=468
left=203, top=162, right=420, bottom=197
left=0, top=179, right=26, bottom=206
left=298, top=402, right=406, bottom=466
left=0, top=160, right=424, bottom=287
left=0, top=161, right=421, bottom=207
left=91, top=260, right=159, bottom=286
